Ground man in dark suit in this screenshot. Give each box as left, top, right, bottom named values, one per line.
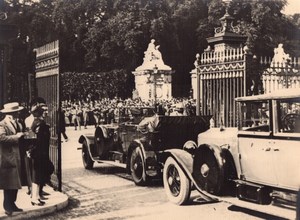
left=0, top=102, right=25, bottom=215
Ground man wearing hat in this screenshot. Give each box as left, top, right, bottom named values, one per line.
left=0, top=102, right=25, bottom=215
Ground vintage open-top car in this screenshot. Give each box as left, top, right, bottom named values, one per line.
left=78, top=106, right=211, bottom=185
left=163, top=89, right=300, bottom=210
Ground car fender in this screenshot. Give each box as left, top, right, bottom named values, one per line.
left=164, top=149, right=194, bottom=174
left=165, top=145, right=225, bottom=181
left=78, top=134, right=95, bottom=161
left=78, top=134, right=94, bottom=146
left=95, top=126, right=110, bottom=139
left=165, top=148, right=220, bottom=202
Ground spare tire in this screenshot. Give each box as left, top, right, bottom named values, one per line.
left=193, top=147, right=225, bottom=195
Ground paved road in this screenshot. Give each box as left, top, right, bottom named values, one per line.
left=36, top=126, right=291, bottom=220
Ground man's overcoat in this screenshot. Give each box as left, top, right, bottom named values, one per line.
left=0, top=119, right=22, bottom=189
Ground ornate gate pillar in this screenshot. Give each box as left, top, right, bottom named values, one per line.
left=132, top=39, right=174, bottom=102
left=191, top=0, right=257, bottom=127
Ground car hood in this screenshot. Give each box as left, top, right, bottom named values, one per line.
left=198, top=127, right=238, bottom=148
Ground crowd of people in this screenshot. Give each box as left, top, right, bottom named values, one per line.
left=61, top=97, right=197, bottom=130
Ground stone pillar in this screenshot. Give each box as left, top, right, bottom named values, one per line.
left=190, top=68, right=197, bottom=99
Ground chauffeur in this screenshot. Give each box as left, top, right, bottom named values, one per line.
left=0, top=102, right=25, bottom=215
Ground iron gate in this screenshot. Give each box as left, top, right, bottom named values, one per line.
left=197, top=48, right=255, bottom=128
left=34, top=40, right=61, bottom=191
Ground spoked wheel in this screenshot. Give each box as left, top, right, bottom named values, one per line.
left=163, top=157, right=191, bottom=205
left=82, top=140, right=94, bottom=170
left=130, top=147, right=148, bottom=186
left=193, top=148, right=224, bottom=195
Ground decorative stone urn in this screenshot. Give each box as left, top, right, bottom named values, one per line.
left=132, top=39, right=173, bottom=101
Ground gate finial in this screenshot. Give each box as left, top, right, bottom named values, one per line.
left=215, top=0, right=239, bottom=35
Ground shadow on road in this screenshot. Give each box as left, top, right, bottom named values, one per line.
left=228, top=205, right=289, bottom=220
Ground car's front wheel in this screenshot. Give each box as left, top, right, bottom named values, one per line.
left=82, top=140, right=94, bottom=170
left=163, top=157, right=191, bottom=205
left=130, top=147, right=148, bottom=186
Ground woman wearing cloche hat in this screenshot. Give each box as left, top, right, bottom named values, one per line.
left=0, top=102, right=25, bottom=215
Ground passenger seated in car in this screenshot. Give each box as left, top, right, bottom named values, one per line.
left=137, top=109, right=159, bottom=133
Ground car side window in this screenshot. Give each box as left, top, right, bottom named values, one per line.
left=239, top=101, right=270, bottom=132
left=277, top=99, right=300, bottom=134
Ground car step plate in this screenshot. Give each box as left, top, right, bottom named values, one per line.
left=97, top=160, right=127, bottom=169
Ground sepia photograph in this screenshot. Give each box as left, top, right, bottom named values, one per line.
left=0, top=0, right=299, bottom=219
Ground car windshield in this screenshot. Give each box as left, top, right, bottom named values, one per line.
left=117, top=107, right=155, bottom=124
left=239, top=101, right=270, bottom=132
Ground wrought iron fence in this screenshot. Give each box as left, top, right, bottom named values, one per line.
left=260, top=56, right=300, bottom=93
left=198, top=47, right=254, bottom=127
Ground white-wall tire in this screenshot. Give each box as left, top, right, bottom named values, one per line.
left=163, top=157, right=191, bottom=205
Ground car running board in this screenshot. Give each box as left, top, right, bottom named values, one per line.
left=96, top=159, right=127, bottom=169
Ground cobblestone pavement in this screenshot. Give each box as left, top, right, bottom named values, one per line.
left=33, top=126, right=290, bottom=220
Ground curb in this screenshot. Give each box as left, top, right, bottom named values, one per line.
left=0, top=187, right=68, bottom=220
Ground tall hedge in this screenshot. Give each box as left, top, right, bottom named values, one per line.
left=61, top=70, right=134, bottom=100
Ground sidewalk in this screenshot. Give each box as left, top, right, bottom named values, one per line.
left=0, top=185, right=68, bottom=220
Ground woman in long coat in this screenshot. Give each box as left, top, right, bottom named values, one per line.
left=29, top=104, right=50, bottom=206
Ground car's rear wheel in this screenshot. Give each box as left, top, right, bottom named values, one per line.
left=130, top=147, right=147, bottom=186
left=193, top=148, right=224, bottom=195
left=82, top=140, right=94, bottom=170
left=163, top=157, right=191, bottom=205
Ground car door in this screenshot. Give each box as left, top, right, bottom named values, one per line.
left=238, top=136, right=277, bottom=186
left=271, top=138, right=300, bottom=190
left=271, top=99, right=300, bottom=190
left=237, top=100, right=277, bottom=186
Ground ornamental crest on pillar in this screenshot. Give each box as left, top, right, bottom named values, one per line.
left=135, top=39, right=171, bottom=71
left=214, top=0, right=240, bottom=35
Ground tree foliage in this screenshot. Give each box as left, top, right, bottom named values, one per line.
left=3, top=0, right=300, bottom=99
